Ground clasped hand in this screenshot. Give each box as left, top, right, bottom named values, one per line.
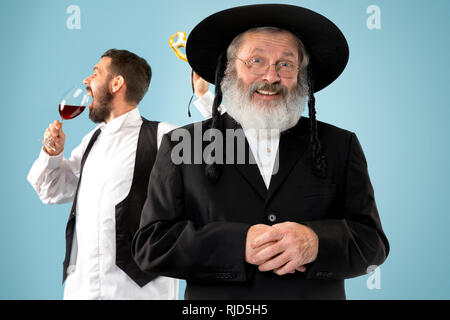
left=245, top=222, right=318, bottom=275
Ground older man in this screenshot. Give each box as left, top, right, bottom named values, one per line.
left=133, top=4, right=389, bottom=299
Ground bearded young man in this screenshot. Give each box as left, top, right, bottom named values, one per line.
left=27, top=49, right=178, bottom=299
left=133, top=4, right=389, bottom=299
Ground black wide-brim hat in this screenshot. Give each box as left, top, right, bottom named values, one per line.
left=186, top=4, right=349, bottom=93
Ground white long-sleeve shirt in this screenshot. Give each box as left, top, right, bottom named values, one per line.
left=193, top=92, right=280, bottom=188
left=27, top=108, right=178, bottom=300
left=193, top=91, right=227, bottom=119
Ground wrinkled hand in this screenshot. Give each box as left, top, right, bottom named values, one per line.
left=247, top=222, right=319, bottom=276
left=192, top=71, right=209, bottom=98
left=43, top=120, right=65, bottom=156
left=245, top=224, right=283, bottom=265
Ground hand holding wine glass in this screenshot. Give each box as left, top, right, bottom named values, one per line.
left=43, top=120, right=66, bottom=156
left=39, top=85, right=90, bottom=153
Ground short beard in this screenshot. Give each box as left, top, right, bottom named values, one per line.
left=221, top=68, right=308, bottom=133
left=88, top=84, right=113, bottom=123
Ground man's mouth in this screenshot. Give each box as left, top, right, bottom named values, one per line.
left=255, top=89, right=279, bottom=96
left=251, top=82, right=287, bottom=99
left=86, top=87, right=94, bottom=110
left=88, top=98, right=94, bottom=111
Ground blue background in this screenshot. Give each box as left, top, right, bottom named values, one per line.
left=1, top=0, right=449, bottom=299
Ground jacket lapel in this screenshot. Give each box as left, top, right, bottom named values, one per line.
left=223, top=114, right=268, bottom=200
left=265, top=118, right=310, bottom=205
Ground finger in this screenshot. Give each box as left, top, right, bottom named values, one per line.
left=55, top=120, right=63, bottom=131
left=51, top=137, right=58, bottom=148
left=252, top=228, right=283, bottom=249
left=273, top=260, right=298, bottom=276
left=44, top=134, right=55, bottom=147
left=44, top=128, right=51, bottom=140
left=51, top=129, right=59, bottom=138
left=49, top=122, right=56, bottom=134
left=296, top=266, right=307, bottom=272
left=50, top=124, right=61, bottom=138
left=258, top=251, right=290, bottom=272
left=43, top=137, right=55, bottom=151
left=252, top=242, right=284, bottom=265
left=52, top=136, right=62, bottom=147
left=50, top=120, right=58, bottom=133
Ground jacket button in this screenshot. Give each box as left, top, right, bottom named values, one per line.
left=267, top=213, right=277, bottom=223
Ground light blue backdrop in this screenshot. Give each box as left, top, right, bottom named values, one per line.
left=1, top=0, right=449, bottom=299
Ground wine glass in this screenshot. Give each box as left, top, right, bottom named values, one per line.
left=40, top=85, right=91, bottom=151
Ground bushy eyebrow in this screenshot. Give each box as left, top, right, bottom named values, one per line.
left=249, top=48, right=296, bottom=59
left=281, top=51, right=296, bottom=58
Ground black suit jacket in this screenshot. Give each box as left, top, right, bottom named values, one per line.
left=132, top=113, right=389, bottom=299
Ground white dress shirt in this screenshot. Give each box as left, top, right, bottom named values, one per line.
left=194, top=92, right=280, bottom=189
left=243, top=128, right=280, bottom=189
left=27, top=108, right=178, bottom=300
left=193, top=91, right=227, bottom=119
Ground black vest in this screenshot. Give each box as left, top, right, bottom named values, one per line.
left=63, top=118, right=159, bottom=287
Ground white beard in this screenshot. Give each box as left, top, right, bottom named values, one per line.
left=221, top=75, right=307, bottom=132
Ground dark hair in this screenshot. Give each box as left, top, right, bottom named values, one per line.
left=205, top=52, right=227, bottom=183
left=101, top=49, right=152, bottom=105
left=306, top=63, right=327, bottom=179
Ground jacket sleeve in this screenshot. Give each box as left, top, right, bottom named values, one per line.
left=303, top=132, right=389, bottom=280
left=132, top=133, right=252, bottom=283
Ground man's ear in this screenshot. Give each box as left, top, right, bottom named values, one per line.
left=111, top=75, right=125, bottom=93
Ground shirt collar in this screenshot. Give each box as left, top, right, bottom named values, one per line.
left=98, top=108, right=141, bottom=135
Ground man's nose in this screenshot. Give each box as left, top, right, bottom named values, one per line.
left=83, top=76, right=91, bottom=86
left=262, top=64, right=281, bottom=83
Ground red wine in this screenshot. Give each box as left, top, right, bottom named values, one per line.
left=59, top=104, right=86, bottom=120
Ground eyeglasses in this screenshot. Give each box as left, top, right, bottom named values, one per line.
left=235, top=56, right=300, bottom=79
